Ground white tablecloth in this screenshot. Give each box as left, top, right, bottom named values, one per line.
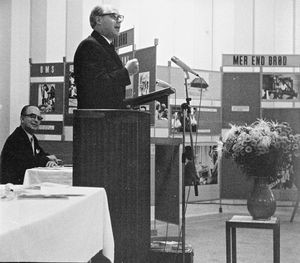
left=23, top=166, right=73, bottom=186
left=0, top=185, right=114, bottom=262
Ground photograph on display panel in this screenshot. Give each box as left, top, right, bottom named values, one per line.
left=171, top=106, right=198, bottom=133
left=64, top=63, right=78, bottom=125
left=29, top=82, right=64, bottom=137
left=170, top=105, right=221, bottom=135
left=189, top=144, right=219, bottom=186
left=38, top=83, right=56, bottom=113
left=66, top=63, right=78, bottom=113
left=155, top=101, right=169, bottom=121
left=138, top=71, right=150, bottom=96
left=30, top=82, right=64, bottom=115
left=262, top=73, right=300, bottom=100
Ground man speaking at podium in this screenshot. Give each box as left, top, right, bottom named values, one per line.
left=74, top=4, right=139, bottom=109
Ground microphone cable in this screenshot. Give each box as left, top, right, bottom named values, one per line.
left=194, top=86, right=204, bottom=148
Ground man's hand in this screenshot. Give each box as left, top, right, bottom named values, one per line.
left=46, top=155, right=62, bottom=165
left=46, top=160, right=58, bottom=167
left=125, top=58, right=139, bottom=75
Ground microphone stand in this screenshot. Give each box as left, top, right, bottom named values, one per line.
left=180, top=71, right=198, bottom=263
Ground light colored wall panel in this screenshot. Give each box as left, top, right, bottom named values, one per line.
left=212, top=0, right=235, bottom=70
left=166, top=0, right=201, bottom=69
left=30, top=0, right=47, bottom=62
left=121, top=0, right=188, bottom=67
left=31, top=0, right=66, bottom=63
left=0, top=0, right=30, bottom=149
left=120, top=0, right=213, bottom=70
left=66, top=0, right=104, bottom=62
left=254, top=0, right=275, bottom=53
left=192, top=0, right=213, bottom=70
left=121, top=0, right=169, bottom=48
left=234, top=0, right=254, bottom=53
left=46, top=0, right=66, bottom=62
left=66, top=0, right=84, bottom=62
left=274, top=0, right=293, bottom=53
left=10, top=0, right=31, bottom=132
left=294, top=0, right=300, bottom=53
left=0, top=0, right=11, bottom=150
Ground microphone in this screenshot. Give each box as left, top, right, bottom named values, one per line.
left=156, top=79, right=173, bottom=89
left=171, top=56, right=199, bottom=77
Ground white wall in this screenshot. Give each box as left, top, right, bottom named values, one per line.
left=65, top=0, right=84, bottom=61
left=10, top=0, right=31, bottom=132
left=0, top=0, right=12, bottom=151
left=1, top=0, right=300, bottom=148
left=119, top=0, right=298, bottom=69
left=295, top=0, right=300, bottom=53
left=30, top=0, right=47, bottom=62
left=119, top=0, right=216, bottom=69
left=31, top=0, right=66, bottom=63
left=0, top=0, right=30, bottom=151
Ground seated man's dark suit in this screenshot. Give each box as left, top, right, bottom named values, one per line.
left=74, top=30, right=131, bottom=109
left=0, top=126, right=49, bottom=184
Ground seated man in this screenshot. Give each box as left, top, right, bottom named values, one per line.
left=1, top=105, right=60, bottom=184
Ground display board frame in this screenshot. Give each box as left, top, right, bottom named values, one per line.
left=220, top=54, right=300, bottom=200
left=169, top=105, right=221, bottom=136
left=30, top=60, right=65, bottom=140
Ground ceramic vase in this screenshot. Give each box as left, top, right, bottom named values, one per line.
left=247, top=176, right=276, bottom=220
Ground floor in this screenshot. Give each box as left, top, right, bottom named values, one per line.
left=151, top=200, right=300, bottom=263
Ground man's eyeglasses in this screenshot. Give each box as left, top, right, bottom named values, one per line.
left=100, top=13, right=124, bottom=23
left=23, top=114, right=43, bottom=121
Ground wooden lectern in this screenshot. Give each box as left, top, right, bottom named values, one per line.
left=73, top=110, right=150, bottom=263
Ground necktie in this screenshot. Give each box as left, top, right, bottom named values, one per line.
left=30, top=137, right=35, bottom=156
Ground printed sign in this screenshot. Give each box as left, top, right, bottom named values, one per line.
left=30, top=62, right=64, bottom=77
left=35, top=121, right=63, bottom=135
left=113, top=28, right=134, bottom=50
left=222, top=54, right=300, bottom=67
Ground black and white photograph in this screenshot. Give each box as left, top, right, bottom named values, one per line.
left=38, top=83, right=56, bottom=113
left=262, top=74, right=299, bottom=100
left=1, top=1, right=300, bottom=263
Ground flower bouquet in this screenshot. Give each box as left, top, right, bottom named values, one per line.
left=222, top=119, right=300, bottom=219
left=222, top=119, right=300, bottom=187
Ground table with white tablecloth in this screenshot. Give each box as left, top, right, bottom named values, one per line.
left=0, top=185, right=114, bottom=262
left=23, top=166, right=73, bottom=186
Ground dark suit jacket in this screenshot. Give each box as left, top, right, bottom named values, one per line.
left=0, top=126, right=49, bottom=184
left=73, top=30, right=131, bottom=109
